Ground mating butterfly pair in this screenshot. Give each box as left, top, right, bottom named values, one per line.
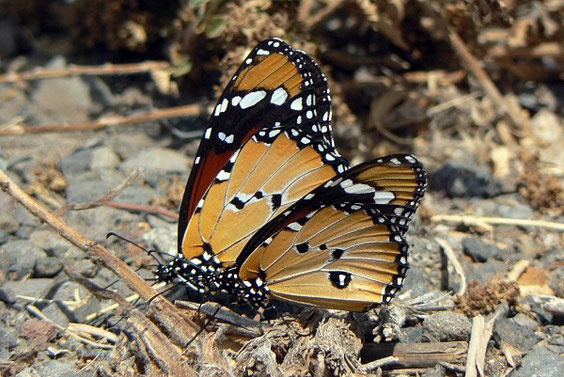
left=157, top=38, right=426, bottom=312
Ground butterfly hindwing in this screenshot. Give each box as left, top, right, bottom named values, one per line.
left=178, top=38, right=339, bottom=252
left=236, top=154, right=426, bottom=311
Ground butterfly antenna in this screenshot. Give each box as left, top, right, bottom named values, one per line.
left=146, top=283, right=182, bottom=306
left=107, top=231, right=177, bottom=265
left=184, top=304, right=223, bottom=348
left=107, top=231, right=150, bottom=252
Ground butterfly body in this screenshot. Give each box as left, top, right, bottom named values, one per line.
left=157, top=38, right=426, bottom=313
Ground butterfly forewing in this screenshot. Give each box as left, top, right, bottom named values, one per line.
left=181, top=129, right=346, bottom=267
left=237, top=154, right=426, bottom=311
left=178, top=38, right=340, bottom=253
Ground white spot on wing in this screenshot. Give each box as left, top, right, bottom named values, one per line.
left=270, top=87, right=288, bottom=105
left=343, top=183, right=374, bottom=195
left=231, top=96, right=242, bottom=106
left=374, top=191, right=395, bottom=204
left=290, top=97, right=303, bottom=111
left=240, top=90, right=267, bottom=109
left=204, top=128, right=212, bottom=139
left=216, top=170, right=230, bottom=181
left=287, top=222, right=302, bottom=231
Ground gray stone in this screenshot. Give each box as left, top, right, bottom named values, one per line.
left=462, top=237, right=501, bottom=262
left=90, top=146, right=120, bottom=170
left=403, top=326, right=423, bottom=343
left=32, top=57, right=97, bottom=122
left=121, top=147, right=190, bottom=173
left=114, top=185, right=156, bottom=206
left=497, top=202, right=534, bottom=219
left=1, top=239, right=46, bottom=279
left=402, top=267, right=434, bottom=298
left=466, top=260, right=509, bottom=284
left=65, top=205, right=136, bottom=241
left=60, top=148, right=94, bottom=175
left=42, top=302, right=70, bottom=328
left=0, top=326, right=19, bottom=349
left=85, top=76, right=115, bottom=107
left=13, top=205, right=40, bottom=227
left=0, top=285, right=16, bottom=304
left=423, top=312, right=472, bottom=341
left=34, top=257, right=64, bottom=278
left=423, top=364, right=446, bottom=377
left=2, top=279, right=54, bottom=298
left=0, top=212, right=20, bottom=234
left=65, top=169, right=124, bottom=203
left=143, top=217, right=176, bottom=254
left=53, top=281, right=101, bottom=323
left=34, top=360, right=83, bottom=377
left=429, top=161, right=502, bottom=198
left=61, top=146, right=120, bottom=175
left=29, top=230, right=81, bottom=259
left=509, top=346, right=564, bottom=377
left=0, top=230, right=8, bottom=245
left=494, top=314, right=539, bottom=352
left=521, top=295, right=556, bottom=324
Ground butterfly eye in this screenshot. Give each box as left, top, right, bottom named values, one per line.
left=156, top=38, right=426, bottom=313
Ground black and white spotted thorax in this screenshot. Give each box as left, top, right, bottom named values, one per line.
left=155, top=254, right=272, bottom=309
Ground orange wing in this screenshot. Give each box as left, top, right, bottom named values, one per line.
left=181, top=129, right=346, bottom=267
left=237, top=154, right=426, bottom=311
left=178, top=38, right=338, bottom=252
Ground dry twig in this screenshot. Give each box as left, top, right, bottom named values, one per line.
left=0, top=61, right=171, bottom=83
left=421, top=1, right=528, bottom=131
left=0, top=168, right=199, bottom=350
left=361, top=341, right=467, bottom=369
left=57, top=168, right=142, bottom=216
left=65, top=266, right=197, bottom=377
left=0, top=105, right=200, bottom=135
left=106, top=201, right=179, bottom=220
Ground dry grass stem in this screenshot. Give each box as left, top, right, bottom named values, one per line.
left=26, top=305, right=115, bottom=349
left=465, top=305, right=508, bottom=377
left=436, top=238, right=467, bottom=295
left=432, top=214, right=564, bottom=231
left=85, top=282, right=166, bottom=322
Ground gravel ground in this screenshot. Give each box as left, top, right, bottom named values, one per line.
left=1, top=26, right=563, bottom=377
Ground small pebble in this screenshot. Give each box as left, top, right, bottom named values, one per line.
left=494, top=313, right=539, bottom=352
left=509, top=346, right=564, bottom=377
left=429, top=162, right=502, bottom=198
left=423, top=312, right=472, bottom=341
left=34, top=257, right=64, bottom=278
left=121, top=147, right=190, bottom=173
left=462, top=237, right=501, bottom=262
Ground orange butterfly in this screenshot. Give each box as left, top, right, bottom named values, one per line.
left=158, top=38, right=426, bottom=312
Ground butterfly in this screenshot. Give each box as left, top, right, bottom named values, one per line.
left=157, top=38, right=426, bottom=312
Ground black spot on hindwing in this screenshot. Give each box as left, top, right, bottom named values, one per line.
left=329, top=271, right=352, bottom=289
